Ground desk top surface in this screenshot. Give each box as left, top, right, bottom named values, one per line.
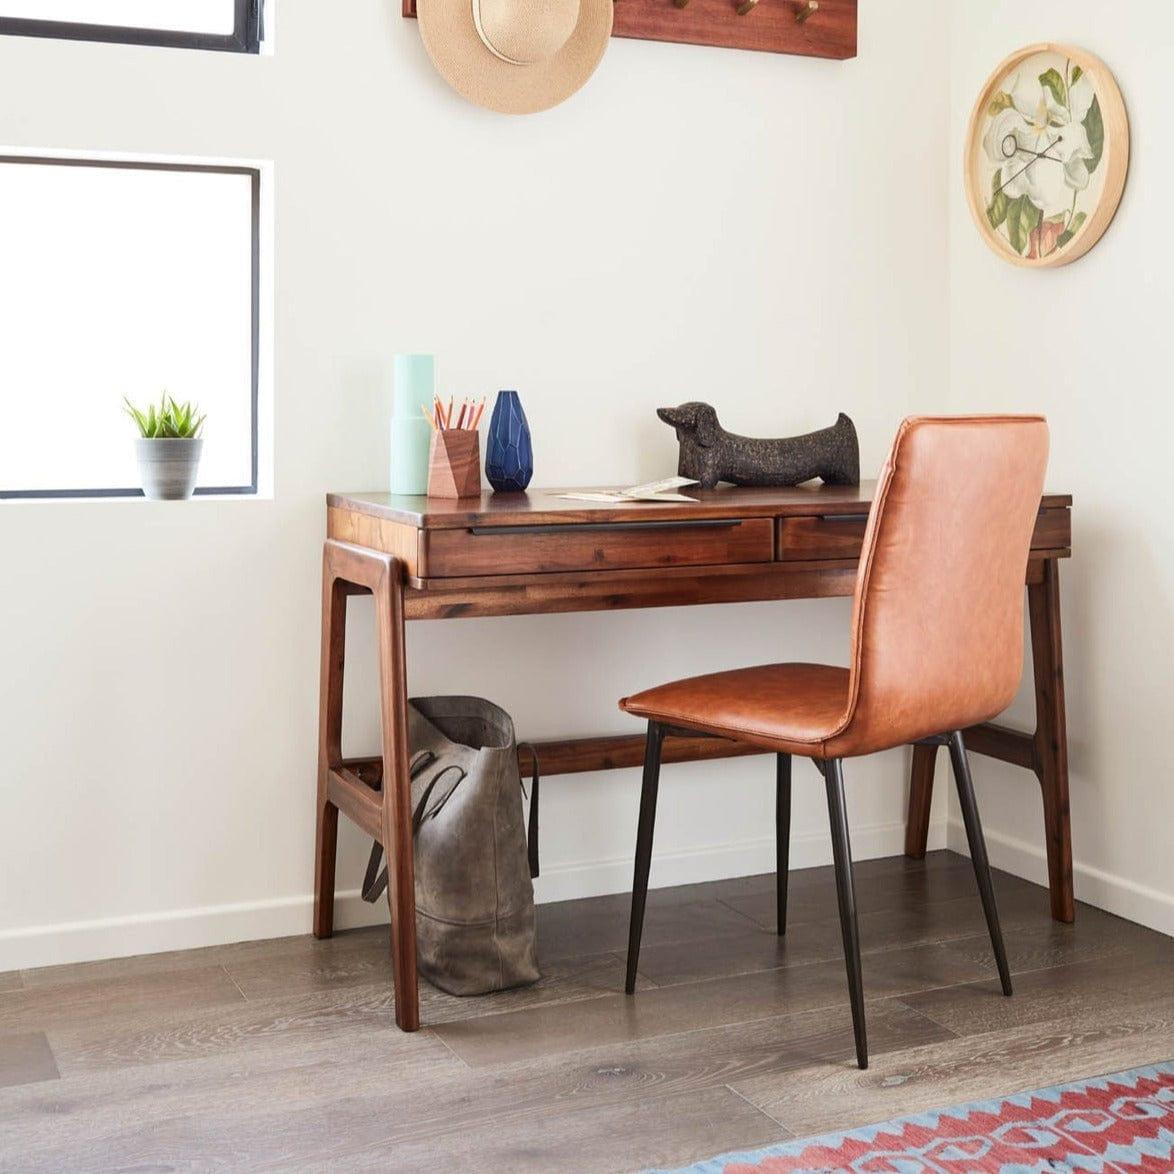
left=329, top=483, right=1073, bottom=531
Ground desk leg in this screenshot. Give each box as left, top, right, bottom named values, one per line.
left=313, top=553, right=347, bottom=940
left=374, top=559, right=420, bottom=1031
left=313, top=541, right=420, bottom=1031
left=903, top=560, right=1074, bottom=924
left=903, top=744, right=938, bottom=860
left=1029, top=559, right=1074, bottom=923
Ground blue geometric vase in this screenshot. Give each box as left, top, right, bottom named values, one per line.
left=484, top=390, right=533, bottom=492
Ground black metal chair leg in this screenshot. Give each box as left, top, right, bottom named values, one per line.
left=626, top=722, right=665, bottom=994
left=948, top=730, right=1013, bottom=996
left=776, top=752, right=791, bottom=936
left=824, top=758, right=868, bottom=1070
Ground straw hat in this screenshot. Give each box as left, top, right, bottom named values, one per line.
left=417, top=0, right=614, bottom=115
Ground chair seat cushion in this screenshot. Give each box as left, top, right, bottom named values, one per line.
left=620, top=663, right=852, bottom=756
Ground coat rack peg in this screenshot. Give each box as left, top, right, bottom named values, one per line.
left=795, top=0, right=819, bottom=22
left=736, top=0, right=759, bottom=14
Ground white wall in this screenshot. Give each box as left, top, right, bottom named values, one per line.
left=945, top=0, right=1174, bottom=935
left=0, top=1, right=952, bottom=968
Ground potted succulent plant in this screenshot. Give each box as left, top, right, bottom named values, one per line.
left=123, top=394, right=206, bottom=500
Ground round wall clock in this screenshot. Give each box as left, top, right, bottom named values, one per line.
left=965, top=43, right=1129, bottom=267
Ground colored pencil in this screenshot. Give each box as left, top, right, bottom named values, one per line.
left=429, top=395, right=485, bottom=432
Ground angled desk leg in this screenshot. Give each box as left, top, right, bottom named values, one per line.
left=313, top=548, right=346, bottom=939
left=903, top=557, right=1074, bottom=924
left=314, top=540, right=420, bottom=1032
left=1028, top=559, right=1073, bottom=922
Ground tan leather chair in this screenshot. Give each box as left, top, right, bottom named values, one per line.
left=619, top=415, right=1050, bottom=1070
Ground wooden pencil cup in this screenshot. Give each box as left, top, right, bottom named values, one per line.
left=427, top=429, right=482, bottom=499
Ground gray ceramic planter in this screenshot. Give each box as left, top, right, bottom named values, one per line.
left=135, top=437, right=204, bottom=500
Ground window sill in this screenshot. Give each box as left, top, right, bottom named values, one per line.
left=1, top=490, right=273, bottom=504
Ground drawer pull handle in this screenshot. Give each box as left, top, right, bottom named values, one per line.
left=469, top=520, right=743, bottom=537
left=814, top=514, right=869, bottom=523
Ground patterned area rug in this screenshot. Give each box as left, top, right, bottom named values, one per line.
left=653, top=1061, right=1174, bottom=1173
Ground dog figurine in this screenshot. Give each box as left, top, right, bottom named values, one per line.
left=657, top=403, right=860, bottom=490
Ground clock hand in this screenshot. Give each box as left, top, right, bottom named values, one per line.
left=1015, top=142, right=1068, bottom=162
left=1000, top=131, right=1063, bottom=163
left=992, top=138, right=1064, bottom=200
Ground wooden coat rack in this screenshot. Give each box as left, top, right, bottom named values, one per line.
left=403, top=0, right=858, bottom=61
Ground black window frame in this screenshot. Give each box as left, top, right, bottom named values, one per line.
left=0, top=0, right=262, bottom=54
left=0, top=154, right=262, bottom=501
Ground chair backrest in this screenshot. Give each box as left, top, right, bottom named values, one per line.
left=840, top=415, right=1050, bottom=753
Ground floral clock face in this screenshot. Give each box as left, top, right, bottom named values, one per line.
left=965, top=44, right=1129, bottom=267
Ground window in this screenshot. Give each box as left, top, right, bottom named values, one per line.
left=0, top=0, right=262, bottom=53
left=0, top=155, right=261, bottom=499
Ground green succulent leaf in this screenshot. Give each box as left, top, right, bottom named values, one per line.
left=123, top=397, right=151, bottom=437
left=124, top=393, right=206, bottom=439
left=1039, top=68, right=1067, bottom=108
left=1083, top=94, right=1104, bottom=175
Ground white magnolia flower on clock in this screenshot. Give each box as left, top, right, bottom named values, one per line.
left=983, top=106, right=1043, bottom=200
left=984, top=70, right=1096, bottom=197
left=1057, top=75, right=1097, bottom=190
left=1008, top=69, right=1067, bottom=131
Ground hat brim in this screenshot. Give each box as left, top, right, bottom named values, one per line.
left=417, top=0, right=613, bottom=115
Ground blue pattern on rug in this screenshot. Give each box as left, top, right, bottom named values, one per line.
left=648, top=1061, right=1174, bottom=1174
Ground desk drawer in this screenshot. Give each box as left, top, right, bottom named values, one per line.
left=778, top=507, right=1073, bottom=563
left=421, top=517, right=774, bottom=577
left=777, top=515, right=870, bottom=561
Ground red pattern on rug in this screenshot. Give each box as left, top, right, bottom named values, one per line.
left=689, top=1063, right=1174, bottom=1173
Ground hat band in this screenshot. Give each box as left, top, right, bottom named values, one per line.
left=471, top=0, right=528, bottom=66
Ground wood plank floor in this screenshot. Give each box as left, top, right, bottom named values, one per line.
left=1, top=850, right=1170, bottom=1172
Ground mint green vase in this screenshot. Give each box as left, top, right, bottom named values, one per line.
left=390, top=354, right=434, bottom=495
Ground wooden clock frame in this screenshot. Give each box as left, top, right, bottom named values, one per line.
left=964, top=43, right=1129, bottom=269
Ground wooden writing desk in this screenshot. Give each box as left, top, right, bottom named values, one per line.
left=316, top=483, right=1073, bottom=1031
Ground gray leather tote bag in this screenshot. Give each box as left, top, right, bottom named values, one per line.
left=362, top=696, right=540, bottom=996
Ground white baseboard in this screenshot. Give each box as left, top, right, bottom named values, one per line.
left=0, top=819, right=946, bottom=973
left=0, top=891, right=389, bottom=973
left=947, top=819, right=1174, bottom=938
left=531, top=817, right=945, bottom=904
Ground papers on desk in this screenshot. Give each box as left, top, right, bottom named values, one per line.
left=556, top=477, right=700, bottom=504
